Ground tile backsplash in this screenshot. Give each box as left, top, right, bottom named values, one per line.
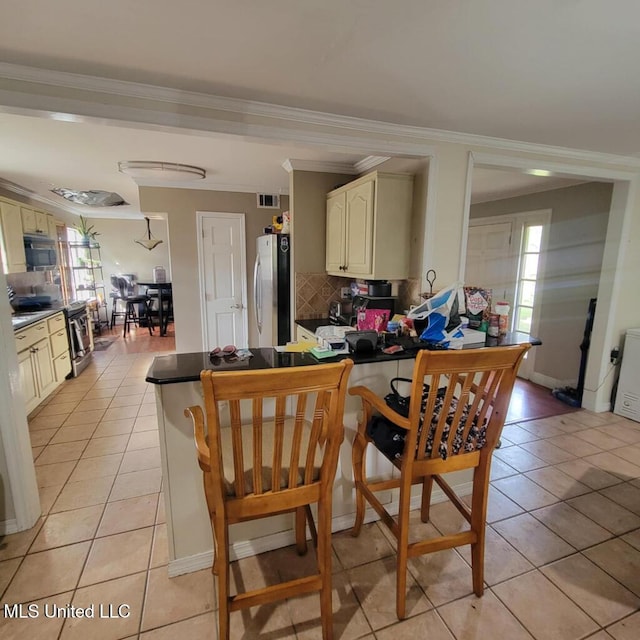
left=295, top=272, right=350, bottom=319
left=295, top=273, right=423, bottom=320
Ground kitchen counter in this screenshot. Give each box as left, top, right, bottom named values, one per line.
left=296, top=317, right=345, bottom=333
left=11, top=306, right=65, bottom=331
left=146, top=331, right=540, bottom=385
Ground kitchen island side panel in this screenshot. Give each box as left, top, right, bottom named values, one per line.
left=155, top=359, right=475, bottom=574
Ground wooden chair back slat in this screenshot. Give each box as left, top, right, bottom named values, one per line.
left=271, top=395, right=287, bottom=492
left=229, top=399, right=245, bottom=498
left=288, top=394, right=307, bottom=490
left=252, top=398, right=263, bottom=495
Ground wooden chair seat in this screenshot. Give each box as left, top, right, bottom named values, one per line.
left=349, top=344, right=530, bottom=620
left=217, top=417, right=323, bottom=496
left=185, top=359, right=353, bottom=640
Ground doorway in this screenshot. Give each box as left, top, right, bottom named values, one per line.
left=465, top=209, right=551, bottom=380
left=197, top=212, right=249, bottom=351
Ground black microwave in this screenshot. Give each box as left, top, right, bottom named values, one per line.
left=24, top=235, right=58, bottom=270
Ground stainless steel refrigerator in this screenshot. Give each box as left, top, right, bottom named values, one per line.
left=254, top=234, right=291, bottom=346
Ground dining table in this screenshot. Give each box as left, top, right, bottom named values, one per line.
left=138, top=282, right=173, bottom=336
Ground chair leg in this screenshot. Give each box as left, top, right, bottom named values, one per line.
left=396, top=484, right=412, bottom=620
left=317, top=501, right=334, bottom=640
left=420, top=476, right=434, bottom=522
left=351, top=432, right=367, bottom=537
left=470, top=464, right=490, bottom=597
left=123, top=303, right=129, bottom=337
left=213, top=520, right=231, bottom=640
left=295, top=506, right=308, bottom=555
left=145, top=301, right=153, bottom=336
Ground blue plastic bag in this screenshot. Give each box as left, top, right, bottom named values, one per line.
left=408, top=282, right=464, bottom=349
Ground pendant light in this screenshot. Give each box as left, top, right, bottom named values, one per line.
left=135, top=217, right=163, bottom=251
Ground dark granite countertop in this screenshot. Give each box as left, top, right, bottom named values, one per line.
left=146, top=332, right=540, bottom=385
left=11, top=306, right=66, bottom=331
left=295, top=318, right=347, bottom=333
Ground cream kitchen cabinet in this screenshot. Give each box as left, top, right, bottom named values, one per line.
left=325, top=171, right=413, bottom=280
left=48, top=313, right=72, bottom=382
left=21, top=206, right=51, bottom=236
left=15, top=312, right=69, bottom=414
left=0, top=198, right=27, bottom=273
left=296, top=324, right=317, bottom=344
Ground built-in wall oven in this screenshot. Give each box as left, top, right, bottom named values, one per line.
left=64, top=300, right=92, bottom=377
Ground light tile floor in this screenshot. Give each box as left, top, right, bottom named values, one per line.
left=1, top=350, right=640, bottom=639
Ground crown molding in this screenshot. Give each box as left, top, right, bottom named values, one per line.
left=2, top=62, right=640, bottom=169
left=136, top=179, right=290, bottom=196
left=354, top=156, right=391, bottom=173
left=281, top=159, right=358, bottom=175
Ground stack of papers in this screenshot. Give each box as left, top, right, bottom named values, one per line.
left=284, top=340, right=317, bottom=352
left=310, top=345, right=349, bottom=360
left=462, top=328, right=487, bottom=345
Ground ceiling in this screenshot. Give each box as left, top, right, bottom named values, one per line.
left=1, top=0, right=631, bottom=217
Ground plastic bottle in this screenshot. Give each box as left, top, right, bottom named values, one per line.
left=495, top=301, right=510, bottom=335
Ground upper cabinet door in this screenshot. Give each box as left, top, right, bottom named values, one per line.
left=344, top=179, right=374, bottom=276
left=47, top=215, right=58, bottom=240
left=0, top=199, right=27, bottom=273
left=325, top=193, right=346, bottom=273
left=21, top=206, right=37, bottom=234
left=325, top=171, right=413, bottom=280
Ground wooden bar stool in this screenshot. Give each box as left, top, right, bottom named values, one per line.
left=115, top=277, right=153, bottom=337
left=185, top=358, right=354, bottom=640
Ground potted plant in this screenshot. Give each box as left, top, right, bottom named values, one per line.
left=74, top=216, right=100, bottom=245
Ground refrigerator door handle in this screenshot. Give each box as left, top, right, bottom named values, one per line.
left=254, top=253, right=262, bottom=333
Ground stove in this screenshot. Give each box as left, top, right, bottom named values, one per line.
left=63, top=300, right=92, bottom=377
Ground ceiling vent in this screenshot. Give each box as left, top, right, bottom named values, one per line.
left=256, top=193, right=280, bottom=209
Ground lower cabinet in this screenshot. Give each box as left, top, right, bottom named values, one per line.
left=17, top=348, right=39, bottom=413
left=15, top=312, right=70, bottom=414
left=296, top=324, right=317, bottom=343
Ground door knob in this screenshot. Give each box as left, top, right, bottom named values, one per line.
left=231, top=303, right=244, bottom=310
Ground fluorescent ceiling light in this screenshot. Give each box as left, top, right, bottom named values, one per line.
left=118, top=161, right=206, bottom=181
left=526, top=169, right=553, bottom=177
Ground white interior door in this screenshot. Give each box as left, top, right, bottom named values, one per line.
left=465, top=211, right=551, bottom=380
left=465, top=221, right=516, bottom=302
left=198, top=213, right=248, bottom=350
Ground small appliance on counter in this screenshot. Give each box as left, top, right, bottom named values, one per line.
left=366, top=280, right=392, bottom=296
left=329, top=299, right=353, bottom=325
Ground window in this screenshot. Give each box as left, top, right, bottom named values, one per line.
left=514, top=224, right=543, bottom=333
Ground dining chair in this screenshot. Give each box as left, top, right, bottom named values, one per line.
left=185, top=358, right=354, bottom=640
left=113, top=276, right=153, bottom=337
left=349, top=344, right=530, bottom=619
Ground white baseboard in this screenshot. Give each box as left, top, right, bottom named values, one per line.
left=0, top=519, right=18, bottom=536
left=529, top=372, right=576, bottom=390
left=167, top=479, right=474, bottom=577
